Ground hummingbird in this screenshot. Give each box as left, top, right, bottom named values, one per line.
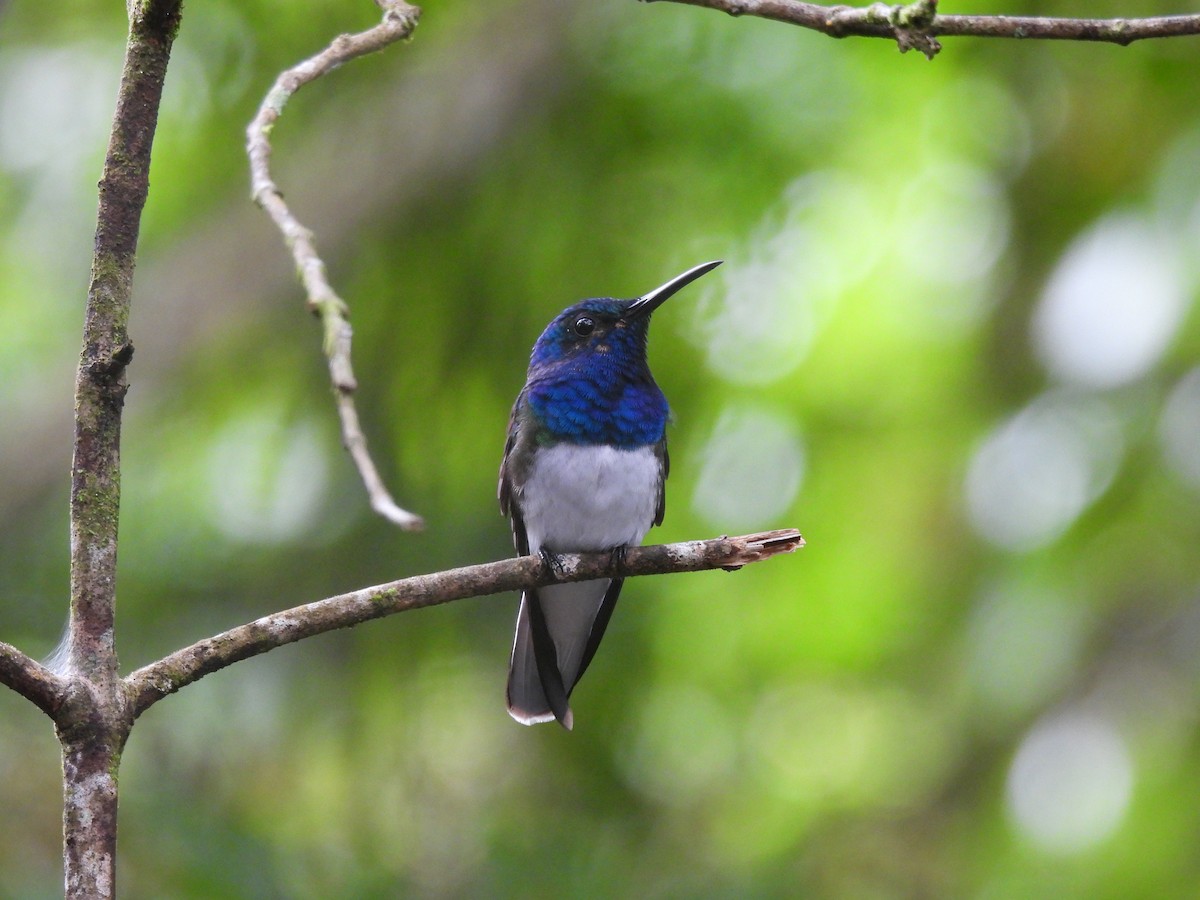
left=499, top=260, right=723, bottom=729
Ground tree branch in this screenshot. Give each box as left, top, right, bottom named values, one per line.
left=0, top=642, right=67, bottom=719
left=247, top=0, right=425, bottom=530
left=124, top=529, right=804, bottom=718
left=650, top=0, right=1200, bottom=59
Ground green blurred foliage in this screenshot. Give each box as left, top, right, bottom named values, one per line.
left=2, top=0, right=1200, bottom=896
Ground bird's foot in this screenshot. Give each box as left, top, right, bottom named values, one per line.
left=607, top=545, right=628, bottom=573
left=539, top=548, right=568, bottom=578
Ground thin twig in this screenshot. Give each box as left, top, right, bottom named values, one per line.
left=247, top=0, right=424, bottom=529
left=125, top=529, right=804, bottom=717
left=649, top=0, right=1200, bottom=59
left=0, top=642, right=67, bottom=719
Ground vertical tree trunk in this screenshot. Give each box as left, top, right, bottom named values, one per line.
left=61, top=1, right=182, bottom=895
left=61, top=736, right=124, bottom=899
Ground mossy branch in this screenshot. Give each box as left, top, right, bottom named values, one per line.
left=0, top=642, right=67, bottom=719
left=649, top=0, right=1200, bottom=59
left=125, top=530, right=804, bottom=719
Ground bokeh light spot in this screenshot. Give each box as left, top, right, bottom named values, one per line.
left=691, top=405, right=804, bottom=532
left=921, top=76, right=1033, bottom=176
left=205, top=412, right=331, bottom=543
left=0, top=46, right=116, bottom=178
left=692, top=173, right=878, bottom=385
left=619, top=685, right=737, bottom=807
left=1033, top=214, right=1190, bottom=389
left=1007, top=711, right=1133, bottom=854
left=968, top=583, right=1087, bottom=720
left=965, top=392, right=1123, bottom=551
left=888, top=161, right=1011, bottom=335
left=896, top=162, right=1010, bottom=289
left=748, top=681, right=949, bottom=810
left=1159, top=366, right=1200, bottom=490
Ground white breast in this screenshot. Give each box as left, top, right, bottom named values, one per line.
left=518, top=443, right=662, bottom=554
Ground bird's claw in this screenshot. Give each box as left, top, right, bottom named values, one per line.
left=539, top=548, right=568, bottom=577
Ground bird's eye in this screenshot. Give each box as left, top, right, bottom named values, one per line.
left=573, top=316, right=595, bottom=336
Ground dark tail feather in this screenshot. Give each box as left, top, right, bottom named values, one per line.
left=524, top=589, right=574, bottom=730
left=506, top=579, right=619, bottom=729
left=506, top=599, right=554, bottom=726
left=574, top=577, right=623, bottom=687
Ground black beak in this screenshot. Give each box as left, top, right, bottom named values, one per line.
left=624, top=260, right=723, bottom=321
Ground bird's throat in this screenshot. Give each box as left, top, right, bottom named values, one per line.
left=527, top=376, right=668, bottom=448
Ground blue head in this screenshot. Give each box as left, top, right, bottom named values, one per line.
left=524, top=261, right=722, bottom=447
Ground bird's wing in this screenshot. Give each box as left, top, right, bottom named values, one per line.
left=654, top=437, right=669, bottom=527
left=501, top=389, right=576, bottom=727
left=498, top=390, right=530, bottom=556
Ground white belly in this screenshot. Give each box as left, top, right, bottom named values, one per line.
left=519, top=443, right=662, bottom=553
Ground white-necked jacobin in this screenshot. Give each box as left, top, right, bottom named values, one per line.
left=499, top=260, right=723, bottom=729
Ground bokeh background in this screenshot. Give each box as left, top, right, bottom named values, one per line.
left=3, top=0, right=1200, bottom=896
